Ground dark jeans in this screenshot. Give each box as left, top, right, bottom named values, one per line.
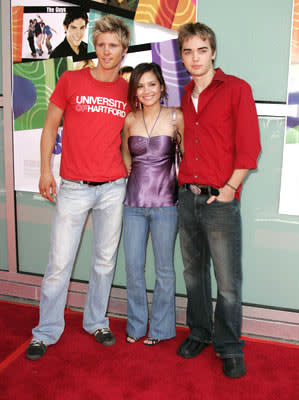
left=178, top=186, right=244, bottom=358
left=28, top=37, right=35, bottom=54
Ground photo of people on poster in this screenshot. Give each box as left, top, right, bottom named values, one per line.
left=22, top=8, right=89, bottom=60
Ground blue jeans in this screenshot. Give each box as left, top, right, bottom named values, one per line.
left=32, top=178, right=126, bottom=345
left=123, top=206, right=178, bottom=340
left=178, top=186, right=244, bottom=358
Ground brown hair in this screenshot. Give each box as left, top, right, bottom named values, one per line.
left=128, top=63, right=168, bottom=112
left=119, top=65, right=134, bottom=75
left=63, top=9, right=88, bottom=29
left=178, top=22, right=216, bottom=54
left=92, top=14, right=130, bottom=49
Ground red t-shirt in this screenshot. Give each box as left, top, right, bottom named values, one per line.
left=50, top=67, right=130, bottom=181
left=178, top=68, right=261, bottom=200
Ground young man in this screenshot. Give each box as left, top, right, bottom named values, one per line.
left=26, top=15, right=131, bottom=361
left=50, top=9, right=88, bottom=59
left=25, top=19, right=36, bottom=57
left=41, top=21, right=57, bottom=55
left=176, top=23, right=261, bottom=378
left=33, top=17, right=43, bottom=56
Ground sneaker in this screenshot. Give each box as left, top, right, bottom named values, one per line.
left=94, top=328, right=115, bottom=346
left=26, top=339, right=47, bottom=360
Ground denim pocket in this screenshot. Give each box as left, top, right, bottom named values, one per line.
left=60, top=178, right=82, bottom=190
left=114, top=177, right=126, bottom=185
left=211, top=198, right=240, bottom=218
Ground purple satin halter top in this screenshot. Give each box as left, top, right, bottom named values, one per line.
left=124, top=135, right=178, bottom=207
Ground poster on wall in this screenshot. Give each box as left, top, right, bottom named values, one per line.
left=12, top=0, right=196, bottom=193
left=279, top=0, right=299, bottom=215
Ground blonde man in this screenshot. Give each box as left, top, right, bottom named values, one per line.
left=26, top=15, right=131, bottom=360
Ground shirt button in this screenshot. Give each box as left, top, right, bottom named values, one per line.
left=195, top=139, right=198, bottom=143
left=195, top=157, right=199, bottom=160
left=194, top=175, right=198, bottom=178
left=195, top=122, right=199, bottom=125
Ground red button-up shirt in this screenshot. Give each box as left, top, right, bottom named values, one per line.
left=178, top=68, right=261, bottom=200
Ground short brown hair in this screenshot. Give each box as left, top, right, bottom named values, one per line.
left=92, top=14, right=130, bottom=49
left=178, top=22, right=216, bottom=55
left=63, top=9, right=88, bottom=29
left=128, top=63, right=167, bottom=112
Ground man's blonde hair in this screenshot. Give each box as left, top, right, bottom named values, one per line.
left=92, top=14, right=130, bottom=49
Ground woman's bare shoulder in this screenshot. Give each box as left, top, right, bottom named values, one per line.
left=125, top=111, right=139, bottom=126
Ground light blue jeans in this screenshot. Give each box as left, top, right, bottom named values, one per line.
left=32, top=178, right=126, bottom=345
left=123, top=206, right=178, bottom=340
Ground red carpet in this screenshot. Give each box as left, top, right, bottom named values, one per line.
left=0, top=300, right=298, bottom=400
left=0, top=300, right=39, bottom=361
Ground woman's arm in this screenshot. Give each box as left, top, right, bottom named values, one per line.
left=176, top=108, right=184, bottom=154
left=121, top=114, right=132, bottom=176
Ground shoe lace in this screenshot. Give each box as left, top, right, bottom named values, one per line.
left=96, top=328, right=111, bottom=336
left=30, top=339, right=43, bottom=347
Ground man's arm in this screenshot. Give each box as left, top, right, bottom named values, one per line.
left=207, top=169, right=248, bottom=204
left=39, top=102, right=64, bottom=202
left=207, top=81, right=261, bottom=204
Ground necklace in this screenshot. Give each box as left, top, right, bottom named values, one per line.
left=142, top=107, right=162, bottom=138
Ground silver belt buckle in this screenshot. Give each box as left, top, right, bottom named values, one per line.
left=189, top=184, right=202, bottom=195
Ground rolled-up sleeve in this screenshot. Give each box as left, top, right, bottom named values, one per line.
left=233, top=82, right=261, bottom=170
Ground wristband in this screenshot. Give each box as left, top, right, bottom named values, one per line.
left=226, top=182, right=237, bottom=191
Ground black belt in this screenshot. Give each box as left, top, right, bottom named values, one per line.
left=184, top=184, right=219, bottom=196
left=82, top=181, right=109, bottom=186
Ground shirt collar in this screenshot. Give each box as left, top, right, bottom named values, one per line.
left=184, top=68, right=226, bottom=93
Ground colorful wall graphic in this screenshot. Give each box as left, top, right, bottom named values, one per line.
left=135, top=0, right=196, bottom=30
left=13, top=57, right=72, bottom=130
left=151, top=39, right=191, bottom=107
left=12, top=0, right=196, bottom=193
left=279, top=0, right=299, bottom=215
left=12, top=6, right=24, bottom=62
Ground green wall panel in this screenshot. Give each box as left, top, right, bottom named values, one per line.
left=0, top=2, right=8, bottom=270
left=0, top=108, right=8, bottom=271
left=241, top=117, right=299, bottom=310
left=0, top=0, right=2, bottom=95
left=197, top=0, right=293, bottom=102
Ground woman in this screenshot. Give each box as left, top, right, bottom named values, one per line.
left=122, top=62, right=184, bottom=345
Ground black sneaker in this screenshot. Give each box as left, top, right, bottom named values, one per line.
left=94, top=328, right=115, bottom=346
left=26, top=339, right=47, bottom=360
